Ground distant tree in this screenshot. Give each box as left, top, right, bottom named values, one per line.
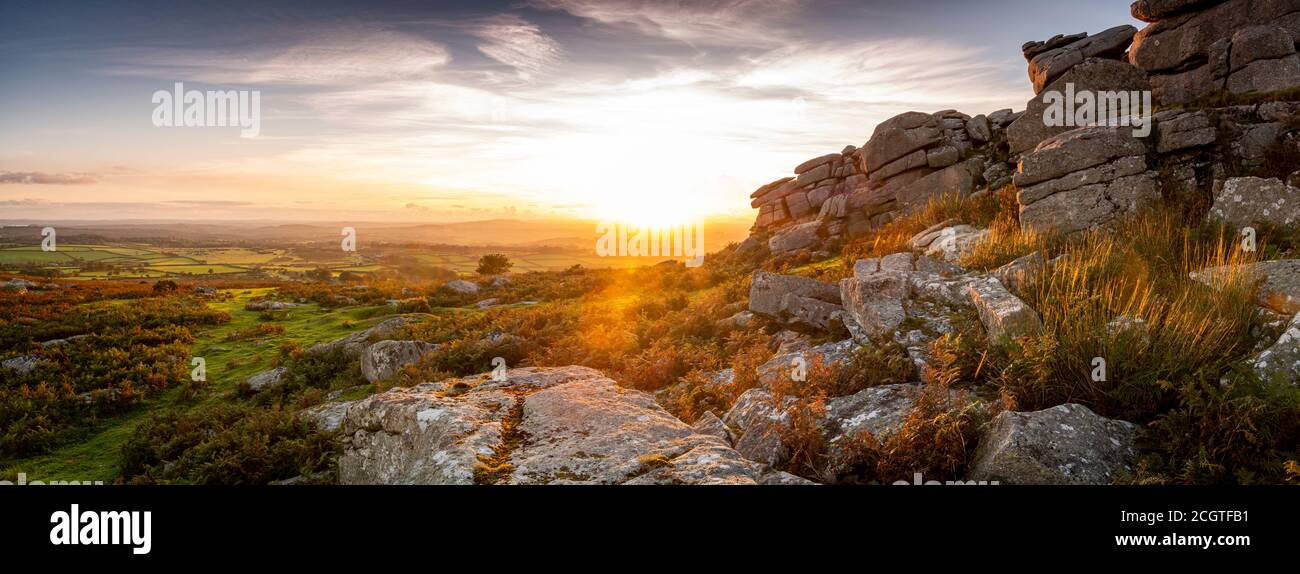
left=337, top=271, right=362, bottom=282
left=152, top=279, right=178, bottom=293
left=476, top=253, right=512, bottom=276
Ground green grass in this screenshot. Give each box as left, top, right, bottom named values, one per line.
left=2, top=288, right=395, bottom=482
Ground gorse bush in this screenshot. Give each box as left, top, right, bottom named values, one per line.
left=0, top=297, right=228, bottom=458
left=121, top=402, right=337, bottom=484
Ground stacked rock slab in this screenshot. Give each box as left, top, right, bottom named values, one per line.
left=751, top=146, right=865, bottom=241
left=752, top=109, right=1009, bottom=253
left=1014, top=126, right=1159, bottom=235
left=1007, top=57, right=1150, bottom=155
left=747, top=270, right=845, bottom=332
left=1023, top=25, right=1138, bottom=94
left=1129, top=0, right=1300, bottom=105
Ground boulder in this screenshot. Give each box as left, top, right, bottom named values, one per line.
left=750, top=176, right=793, bottom=199
left=0, top=355, right=40, bottom=375
left=757, top=338, right=858, bottom=388
left=1020, top=173, right=1159, bottom=235
left=1154, top=109, right=1217, bottom=153
left=779, top=294, right=845, bottom=332
left=1226, top=26, right=1300, bottom=95
left=308, top=315, right=426, bottom=358
left=246, top=367, right=288, bottom=392
left=822, top=383, right=928, bottom=448
left=906, top=219, right=962, bottom=250
left=794, top=153, right=841, bottom=174
left=862, top=112, right=943, bottom=172
left=339, top=366, right=787, bottom=484
left=892, top=158, right=983, bottom=212
left=966, top=277, right=1044, bottom=342
left=839, top=263, right=911, bottom=340
left=1129, top=0, right=1300, bottom=104
left=691, top=411, right=736, bottom=445
left=360, top=340, right=438, bottom=383
left=1022, top=32, right=1088, bottom=60
left=1191, top=259, right=1300, bottom=314
left=1015, top=126, right=1149, bottom=188
left=300, top=401, right=353, bottom=432
left=993, top=251, right=1045, bottom=296
left=968, top=403, right=1139, bottom=484
left=1252, top=312, right=1300, bottom=384
left=1131, top=0, right=1224, bottom=22
left=722, top=388, right=794, bottom=466
left=723, top=383, right=932, bottom=479
left=768, top=220, right=822, bottom=254
left=748, top=271, right=841, bottom=318
left=966, top=114, right=992, bottom=143
left=247, top=300, right=299, bottom=311
left=1006, top=58, right=1152, bottom=154
left=923, top=226, right=987, bottom=263
left=1026, top=25, right=1138, bottom=94
left=1, top=279, right=37, bottom=290
left=1016, top=127, right=1158, bottom=235
left=442, top=279, right=480, bottom=295
left=1210, top=177, right=1300, bottom=229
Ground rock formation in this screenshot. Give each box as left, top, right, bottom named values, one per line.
left=1129, top=0, right=1300, bottom=105
left=749, top=109, right=1014, bottom=256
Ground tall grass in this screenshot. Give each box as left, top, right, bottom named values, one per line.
left=996, top=207, right=1263, bottom=420
left=839, top=189, right=1003, bottom=276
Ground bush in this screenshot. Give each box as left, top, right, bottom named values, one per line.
left=120, top=403, right=337, bottom=484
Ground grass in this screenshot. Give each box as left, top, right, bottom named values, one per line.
left=1, top=288, right=393, bottom=481
left=838, top=189, right=1005, bottom=278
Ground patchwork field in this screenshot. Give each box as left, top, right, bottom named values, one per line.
left=0, top=242, right=684, bottom=279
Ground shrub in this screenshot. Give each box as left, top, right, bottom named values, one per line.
left=120, top=403, right=337, bottom=484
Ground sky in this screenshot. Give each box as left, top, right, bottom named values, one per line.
left=0, top=0, right=1139, bottom=225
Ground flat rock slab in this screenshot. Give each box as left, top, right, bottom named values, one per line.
left=339, top=366, right=796, bottom=485
left=966, top=277, right=1044, bottom=342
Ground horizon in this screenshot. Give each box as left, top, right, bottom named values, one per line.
left=1, top=0, right=1136, bottom=225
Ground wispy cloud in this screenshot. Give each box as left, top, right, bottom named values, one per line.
left=531, top=0, right=806, bottom=47
left=97, top=26, right=451, bottom=85
left=471, top=14, right=563, bottom=78
left=0, top=171, right=97, bottom=185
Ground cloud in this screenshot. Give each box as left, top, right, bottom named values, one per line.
left=163, top=200, right=256, bottom=206
left=0, top=171, right=97, bottom=185
left=734, top=38, right=1024, bottom=112
left=471, top=14, right=563, bottom=78
left=97, top=26, right=451, bottom=85
left=531, top=0, right=805, bottom=47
